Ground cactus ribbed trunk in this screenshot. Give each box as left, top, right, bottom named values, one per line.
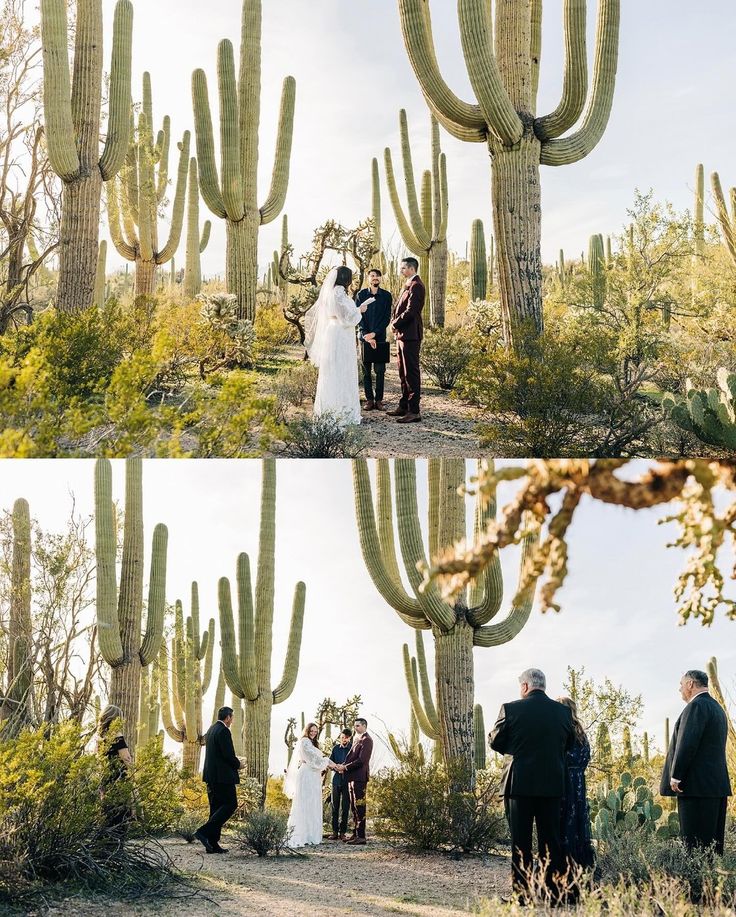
left=429, top=240, right=447, bottom=328
left=57, top=172, right=103, bottom=313
left=183, top=740, right=202, bottom=774
left=434, top=619, right=475, bottom=778
left=226, top=214, right=259, bottom=321
left=490, top=132, right=543, bottom=347
left=246, top=694, right=271, bottom=791
left=134, top=257, right=157, bottom=297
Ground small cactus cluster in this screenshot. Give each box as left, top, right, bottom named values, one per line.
left=663, top=368, right=736, bottom=452
left=590, top=772, right=680, bottom=841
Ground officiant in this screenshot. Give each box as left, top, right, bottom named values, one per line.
left=355, top=268, right=392, bottom=411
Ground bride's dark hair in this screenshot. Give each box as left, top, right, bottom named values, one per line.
left=335, top=265, right=353, bottom=290
left=303, top=722, right=320, bottom=748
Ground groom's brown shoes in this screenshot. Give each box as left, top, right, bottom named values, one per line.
left=396, top=412, right=421, bottom=423
left=387, top=407, right=406, bottom=417
left=345, top=837, right=367, bottom=845
left=374, top=401, right=385, bottom=411
left=326, top=833, right=339, bottom=840
left=342, top=833, right=356, bottom=842
left=363, top=400, right=375, bottom=411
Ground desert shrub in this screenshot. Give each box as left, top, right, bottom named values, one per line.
left=272, top=360, right=319, bottom=418
left=254, top=304, right=295, bottom=363
left=175, top=775, right=210, bottom=842
left=234, top=810, right=290, bottom=857
left=129, top=737, right=184, bottom=836
left=265, top=776, right=292, bottom=814
left=372, top=756, right=506, bottom=854
left=420, top=325, right=474, bottom=390
left=282, top=412, right=367, bottom=458
left=198, top=292, right=256, bottom=369
left=465, top=299, right=503, bottom=340
left=235, top=776, right=265, bottom=819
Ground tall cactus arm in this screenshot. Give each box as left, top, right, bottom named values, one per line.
left=384, top=147, right=425, bottom=255
left=272, top=581, right=306, bottom=704
left=169, top=636, right=185, bottom=724
left=123, top=121, right=140, bottom=229
left=212, top=666, right=226, bottom=722
left=139, top=523, right=168, bottom=666
left=371, top=157, right=381, bottom=251
left=98, top=0, right=133, bottom=181
left=468, top=463, right=504, bottom=625
left=403, top=643, right=440, bottom=740
left=394, top=459, right=456, bottom=633
left=137, top=113, right=155, bottom=262
left=158, top=643, right=185, bottom=741
left=414, top=629, right=439, bottom=730
left=259, top=76, right=297, bottom=225
left=106, top=179, right=137, bottom=260
left=397, top=0, right=486, bottom=138
left=535, top=1, right=587, bottom=141
left=422, top=91, right=486, bottom=144
left=191, top=69, right=227, bottom=219
left=399, top=110, right=432, bottom=250
left=352, top=460, right=427, bottom=627
left=218, top=577, right=245, bottom=700
left=184, top=618, right=197, bottom=743
left=711, top=172, right=736, bottom=263
left=94, top=459, right=124, bottom=667
left=540, top=0, right=620, bottom=166
left=200, top=219, right=212, bottom=253
left=201, top=618, right=215, bottom=694
left=40, top=0, right=80, bottom=182
left=217, top=40, right=245, bottom=222
left=530, top=0, right=542, bottom=112
left=236, top=552, right=259, bottom=702
left=156, top=130, right=191, bottom=263
left=457, top=0, right=523, bottom=146
left=707, top=657, right=736, bottom=747
left=437, top=152, right=449, bottom=241
left=190, top=582, right=202, bottom=659
left=376, top=461, right=412, bottom=597
left=473, top=529, right=539, bottom=646
left=156, top=116, right=171, bottom=203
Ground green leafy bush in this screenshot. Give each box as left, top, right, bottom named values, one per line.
left=234, top=810, right=290, bottom=857
left=420, top=325, right=474, bottom=390
left=272, top=361, right=319, bottom=417
left=282, top=412, right=366, bottom=458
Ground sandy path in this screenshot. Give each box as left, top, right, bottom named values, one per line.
left=43, top=837, right=510, bottom=917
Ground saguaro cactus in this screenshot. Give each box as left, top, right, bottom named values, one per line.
left=354, top=458, right=538, bottom=783
left=271, top=214, right=289, bottom=305
left=474, top=703, right=487, bottom=770
left=218, top=459, right=306, bottom=800
left=397, top=0, right=621, bottom=348
left=137, top=662, right=160, bottom=747
left=40, top=0, right=132, bottom=313
left=192, top=0, right=296, bottom=320
left=711, top=169, right=736, bottom=267
left=370, top=157, right=383, bottom=269
left=94, top=241, right=107, bottom=308
left=159, top=586, right=215, bottom=773
left=95, top=458, right=168, bottom=757
left=662, top=368, right=736, bottom=452
left=0, top=499, right=34, bottom=735
left=385, top=111, right=448, bottom=327
left=706, top=657, right=736, bottom=785
left=588, top=233, right=606, bottom=308
left=183, top=158, right=212, bottom=298
left=107, top=74, right=190, bottom=296
left=470, top=218, right=488, bottom=301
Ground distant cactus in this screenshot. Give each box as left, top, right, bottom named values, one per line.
left=662, top=368, right=736, bottom=452
left=40, top=0, right=132, bottom=312
left=642, top=731, right=650, bottom=765
left=218, top=459, right=306, bottom=801
left=385, top=112, right=448, bottom=327
left=470, top=219, right=488, bottom=301
left=664, top=717, right=670, bottom=753
left=183, top=158, right=211, bottom=298
left=474, top=704, right=487, bottom=771
left=95, top=459, right=168, bottom=756
left=711, top=169, right=736, bottom=267
left=621, top=726, right=633, bottom=768
left=137, top=662, right=160, bottom=748
left=192, top=0, right=296, bottom=320
left=706, top=657, right=736, bottom=784
left=370, top=158, right=383, bottom=269
left=284, top=717, right=297, bottom=765
left=595, top=721, right=613, bottom=778
left=588, top=233, right=606, bottom=308
left=591, top=772, right=679, bottom=841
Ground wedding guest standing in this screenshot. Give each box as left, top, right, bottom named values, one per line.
left=355, top=269, right=392, bottom=411
left=97, top=704, right=133, bottom=829
left=557, top=697, right=595, bottom=875
left=195, top=706, right=242, bottom=854
left=660, top=669, right=732, bottom=856
left=327, top=728, right=353, bottom=840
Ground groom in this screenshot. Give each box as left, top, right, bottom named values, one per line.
left=340, top=717, right=373, bottom=845
left=388, top=257, right=424, bottom=424
left=195, top=706, right=242, bottom=854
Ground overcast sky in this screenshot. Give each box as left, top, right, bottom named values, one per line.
left=2, top=458, right=734, bottom=773
left=26, top=0, right=736, bottom=279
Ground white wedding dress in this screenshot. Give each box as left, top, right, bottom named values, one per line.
left=305, top=269, right=362, bottom=427
left=284, top=737, right=329, bottom=847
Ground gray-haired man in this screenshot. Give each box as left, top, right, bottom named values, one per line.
left=490, top=669, right=574, bottom=902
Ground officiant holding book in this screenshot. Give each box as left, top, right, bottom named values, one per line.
left=355, top=268, right=392, bottom=411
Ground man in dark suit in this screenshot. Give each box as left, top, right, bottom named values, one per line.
left=660, top=669, right=732, bottom=855
left=388, top=257, right=424, bottom=423
left=355, top=269, right=392, bottom=411
left=490, top=668, right=575, bottom=901
left=340, top=717, right=373, bottom=845
left=194, top=706, right=242, bottom=854
left=326, top=727, right=353, bottom=840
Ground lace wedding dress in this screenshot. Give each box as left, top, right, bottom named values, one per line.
left=284, top=737, right=329, bottom=847
left=305, top=269, right=362, bottom=427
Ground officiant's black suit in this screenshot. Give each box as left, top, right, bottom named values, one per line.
left=660, top=692, right=732, bottom=855
left=355, top=286, right=392, bottom=403
left=198, top=719, right=242, bottom=846
left=490, top=691, right=575, bottom=898
left=391, top=275, right=424, bottom=415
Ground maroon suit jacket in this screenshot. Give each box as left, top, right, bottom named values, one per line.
left=343, top=732, right=373, bottom=783
left=391, top=276, right=425, bottom=342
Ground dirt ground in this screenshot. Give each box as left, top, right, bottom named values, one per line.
left=42, top=836, right=510, bottom=917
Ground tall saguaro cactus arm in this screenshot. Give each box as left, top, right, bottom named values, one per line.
left=272, top=581, right=306, bottom=703
left=259, top=77, right=297, bottom=224
left=95, top=459, right=124, bottom=667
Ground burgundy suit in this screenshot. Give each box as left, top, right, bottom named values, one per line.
left=392, top=275, right=424, bottom=414
left=343, top=731, right=373, bottom=839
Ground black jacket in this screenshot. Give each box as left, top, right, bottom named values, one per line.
left=356, top=287, right=392, bottom=342
left=329, top=741, right=353, bottom=789
left=202, top=720, right=242, bottom=785
left=490, top=691, right=575, bottom=798
left=660, top=693, right=732, bottom=798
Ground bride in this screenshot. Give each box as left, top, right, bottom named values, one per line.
left=283, top=722, right=340, bottom=847
left=305, top=266, right=369, bottom=427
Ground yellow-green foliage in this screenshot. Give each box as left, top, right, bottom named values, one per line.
left=253, top=303, right=296, bottom=363
left=265, top=775, right=291, bottom=813
left=128, top=736, right=184, bottom=836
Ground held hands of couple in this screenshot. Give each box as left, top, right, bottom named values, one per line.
left=363, top=332, right=377, bottom=349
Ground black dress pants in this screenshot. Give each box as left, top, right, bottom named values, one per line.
left=362, top=358, right=386, bottom=402
left=677, top=797, right=728, bottom=856
left=331, top=781, right=350, bottom=834
left=505, top=796, right=565, bottom=899
left=199, top=782, right=238, bottom=844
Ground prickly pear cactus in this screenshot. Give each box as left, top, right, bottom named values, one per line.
left=590, top=771, right=679, bottom=841
left=662, top=368, right=736, bottom=453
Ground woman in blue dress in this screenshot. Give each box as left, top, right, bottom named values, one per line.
left=558, top=697, right=595, bottom=873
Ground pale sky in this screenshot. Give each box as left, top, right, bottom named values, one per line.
left=2, top=458, right=735, bottom=774
left=27, top=0, right=736, bottom=279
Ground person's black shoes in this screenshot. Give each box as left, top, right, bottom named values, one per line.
left=194, top=829, right=214, bottom=853
left=211, top=844, right=228, bottom=854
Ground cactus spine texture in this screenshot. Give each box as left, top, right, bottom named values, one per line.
left=94, top=458, right=168, bottom=756
left=385, top=112, right=448, bottom=327
left=218, top=459, right=306, bottom=801
left=159, top=585, right=215, bottom=772
left=354, top=458, right=539, bottom=783
left=137, top=662, right=161, bottom=747
left=662, top=368, right=736, bottom=452
left=397, top=0, right=620, bottom=349
left=474, top=703, right=487, bottom=770
left=0, top=500, right=34, bottom=735
left=107, top=74, right=190, bottom=296
left=94, top=241, right=107, bottom=308
left=183, top=158, right=212, bottom=298
left=470, top=219, right=488, bottom=301
left=40, top=0, right=132, bottom=313
left=192, top=0, right=296, bottom=321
